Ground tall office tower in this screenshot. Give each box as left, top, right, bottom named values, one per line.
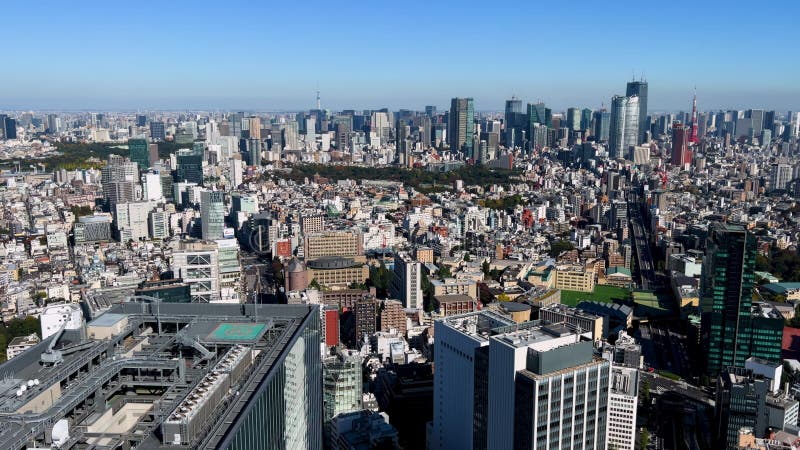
left=142, top=172, right=163, bottom=201
left=479, top=131, right=499, bottom=159
left=625, top=80, right=648, bottom=144
left=504, top=97, right=524, bottom=148
left=229, top=154, right=243, bottom=188
left=46, top=114, right=59, bottom=133
left=689, top=93, right=699, bottom=143
left=370, top=111, right=390, bottom=146
left=526, top=102, right=547, bottom=132
left=490, top=324, right=610, bottom=450
left=0, top=114, right=6, bottom=139
left=700, top=223, right=784, bottom=376
left=323, top=350, right=363, bottom=436
left=593, top=110, right=611, bottom=142
left=284, top=120, right=299, bottom=150
left=434, top=313, right=611, bottom=450
left=715, top=367, right=770, bottom=448
left=334, top=122, right=349, bottom=151
left=425, top=105, right=437, bottom=117
left=176, top=148, right=204, bottom=185
left=771, top=163, right=793, bottom=191
left=448, top=97, right=475, bottom=156
left=227, top=113, right=243, bottom=138
left=607, top=366, right=639, bottom=450
left=136, top=114, right=147, bottom=127
left=580, top=108, right=592, bottom=131
left=148, top=209, right=169, bottom=239
left=389, top=252, right=422, bottom=309
left=101, top=155, right=139, bottom=208
left=609, top=95, right=639, bottom=158
left=396, top=123, right=412, bottom=166
left=764, top=110, right=776, bottom=132
left=201, top=190, right=225, bottom=240
left=747, top=109, right=765, bottom=135
left=433, top=311, right=515, bottom=450
left=566, top=107, right=581, bottom=131
left=246, top=117, right=261, bottom=139
left=3, top=117, right=17, bottom=139
left=128, top=138, right=150, bottom=169
left=671, top=123, right=691, bottom=166
left=115, top=201, right=153, bottom=241
left=149, top=121, right=166, bottom=142
left=531, top=123, right=548, bottom=150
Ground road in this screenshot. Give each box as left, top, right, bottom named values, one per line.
left=628, top=189, right=657, bottom=291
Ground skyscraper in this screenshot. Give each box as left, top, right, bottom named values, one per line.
left=201, top=190, right=225, bottom=240
left=625, top=80, right=648, bottom=143
left=700, top=223, right=784, bottom=376
left=128, top=138, right=150, bottom=170
left=433, top=313, right=612, bottom=450
left=449, top=97, right=475, bottom=157
left=609, top=95, right=639, bottom=159
left=504, top=98, right=524, bottom=148
left=671, top=123, right=691, bottom=166
left=566, top=107, right=581, bottom=131
left=149, top=121, right=166, bottom=142
left=3, top=117, right=17, bottom=140
left=593, top=110, right=610, bottom=142
left=176, top=148, right=204, bottom=185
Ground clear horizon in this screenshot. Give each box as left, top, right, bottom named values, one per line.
left=3, top=0, right=798, bottom=112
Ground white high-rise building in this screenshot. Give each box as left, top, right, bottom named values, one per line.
left=115, top=201, right=153, bottom=241
left=609, top=95, right=640, bottom=159
left=432, top=312, right=611, bottom=450
left=142, top=172, right=163, bottom=201
left=201, top=190, right=225, bottom=240
left=607, top=366, right=639, bottom=450
left=149, top=210, right=169, bottom=240
left=432, top=311, right=514, bottom=450
left=229, top=155, right=243, bottom=188
left=389, top=252, right=422, bottom=309
left=771, top=163, right=793, bottom=191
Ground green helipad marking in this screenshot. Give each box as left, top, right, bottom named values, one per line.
left=209, top=323, right=265, bottom=341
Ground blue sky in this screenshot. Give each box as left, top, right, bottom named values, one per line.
left=2, top=0, right=798, bottom=112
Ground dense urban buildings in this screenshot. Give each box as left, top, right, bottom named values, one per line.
left=0, top=76, right=799, bottom=450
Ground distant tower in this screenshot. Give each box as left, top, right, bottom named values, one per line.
left=316, top=89, right=321, bottom=110
left=689, top=90, right=699, bottom=144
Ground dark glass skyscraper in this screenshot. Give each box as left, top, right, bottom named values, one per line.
left=149, top=121, right=166, bottom=142
left=4, top=118, right=17, bottom=140
left=128, top=138, right=150, bottom=169
left=504, top=98, right=524, bottom=148
left=700, top=223, right=783, bottom=376
left=625, top=80, right=648, bottom=144
left=448, top=97, right=474, bottom=157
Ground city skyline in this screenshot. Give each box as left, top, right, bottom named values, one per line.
left=2, top=0, right=798, bottom=111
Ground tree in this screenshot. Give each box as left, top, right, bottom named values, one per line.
left=482, top=260, right=491, bottom=276
left=548, top=239, right=574, bottom=258
left=497, top=293, right=510, bottom=302
left=309, top=278, right=322, bottom=290
left=463, top=253, right=471, bottom=262
left=438, top=265, right=452, bottom=279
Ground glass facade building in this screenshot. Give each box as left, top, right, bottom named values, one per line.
left=218, top=308, right=323, bottom=450
left=701, top=223, right=783, bottom=376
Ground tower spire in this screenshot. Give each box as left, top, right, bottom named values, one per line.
left=689, top=88, right=699, bottom=144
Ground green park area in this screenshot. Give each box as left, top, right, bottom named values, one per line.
left=560, top=285, right=631, bottom=306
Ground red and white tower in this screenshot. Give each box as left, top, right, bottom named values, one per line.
left=689, top=90, right=699, bottom=144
